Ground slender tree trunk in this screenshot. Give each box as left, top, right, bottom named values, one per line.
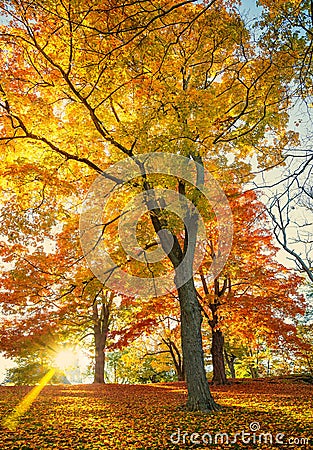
left=199, top=273, right=229, bottom=386
left=92, top=295, right=111, bottom=384
left=177, top=369, right=185, bottom=381
left=211, top=329, right=227, bottom=385
left=247, top=348, right=259, bottom=379
left=177, top=278, right=221, bottom=412
left=267, top=359, right=271, bottom=376
left=249, top=366, right=259, bottom=379
left=163, top=338, right=185, bottom=381
left=224, top=350, right=236, bottom=379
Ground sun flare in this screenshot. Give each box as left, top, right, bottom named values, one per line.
left=55, top=349, right=77, bottom=371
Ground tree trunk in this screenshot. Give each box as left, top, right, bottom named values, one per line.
left=177, top=364, right=185, bottom=381
left=247, top=347, right=259, bottom=379
left=94, top=338, right=105, bottom=384
left=211, top=329, right=227, bottom=385
left=224, top=350, right=236, bottom=379
left=163, top=338, right=185, bottom=381
left=177, top=278, right=221, bottom=412
left=249, top=366, right=259, bottom=379
left=147, top=159, right=220, bottom=411
left=92, top=297, right=111, bottom=384
left=199, top=274, right=229, bottom=386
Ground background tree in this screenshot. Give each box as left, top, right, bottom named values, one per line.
left=266, top=171, right=313, bottom=284
left=256, top=0, right=313, bottom=283
left=0, top=206, right=119, bottom=383
left=197, top=187, right=306, bottom=384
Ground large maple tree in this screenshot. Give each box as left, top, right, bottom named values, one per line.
left=0, top=0, right=301, bottom=411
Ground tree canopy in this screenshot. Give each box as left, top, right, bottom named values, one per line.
left=0, top=0, right=311, bottom=413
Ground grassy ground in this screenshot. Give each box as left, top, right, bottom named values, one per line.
left=0, top=380, right=312, bottom=449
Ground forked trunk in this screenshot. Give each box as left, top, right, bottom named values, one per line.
left=211, top=329, right=227, bottom=385
left=178, top=278, right=221, bottom=412
left=200, top=274, right=230, bottom=387
left=163, top=338, right=185, bottom=381
left=147, top=156, right=220, bottom=411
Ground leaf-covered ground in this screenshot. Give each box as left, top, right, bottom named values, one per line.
left=0, top=380, right=312, bottom=449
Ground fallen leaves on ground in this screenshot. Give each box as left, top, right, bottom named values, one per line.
left=0, top=380, right=312, bottom=449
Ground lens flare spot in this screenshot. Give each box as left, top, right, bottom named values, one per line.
left=55, top=349, right=77, bottom=371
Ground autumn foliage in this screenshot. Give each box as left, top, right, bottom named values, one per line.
left=0, top=380, right=312, bottom=449
left=0, top=0, right=312, bottom=418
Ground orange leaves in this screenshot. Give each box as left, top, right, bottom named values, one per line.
left=0, top=380, right=312, bottom=449
left=197, top=180, right=306, bottom=357
left=0, top=0, right=301, bottom=172
left=0, top=1, right=310, bottom=405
